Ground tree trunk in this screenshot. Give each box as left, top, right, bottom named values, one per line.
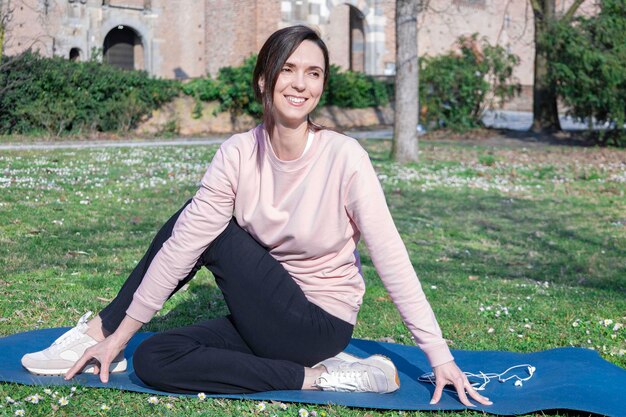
left=392, top=0, right=420, bottom=163
left=0, top=0, right=6, bottom=64
left=531, top=0, right=561, bottom=132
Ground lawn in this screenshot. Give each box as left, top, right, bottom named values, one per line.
left=0, top=135, right=624, bottom=416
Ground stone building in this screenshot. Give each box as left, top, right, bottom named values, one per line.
left=3, top=0, right=393, bottom=78
left=3, top=0, right=593, bottom=109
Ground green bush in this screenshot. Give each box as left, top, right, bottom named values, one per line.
left=182, top=55, right=262, bottom=119
left=183, top=58, right=390, bottom=119
left=419, top=34, right=520, bottom=132
left=322, top=64, right=390, bottom=108
left=547, top=0, right=626, bottom=147
left=0, top=52, right=178, bottom=135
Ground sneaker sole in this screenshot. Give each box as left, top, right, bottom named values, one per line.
left=335, top=352, right=400, bottom=393
left=26, top=359, right=127, bottom=376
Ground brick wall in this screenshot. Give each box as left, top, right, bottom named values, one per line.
left=205, top=0, right=257, bottom=76
left=154, top=0, right=205, bottom=79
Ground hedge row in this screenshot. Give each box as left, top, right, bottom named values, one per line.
left=181, top=56, right=393, bottom=120
left=1, top=37, right=520, bottom=136
left=0, top=53, right=179, bottom=135
left=547, top=0, right=626, bottom=146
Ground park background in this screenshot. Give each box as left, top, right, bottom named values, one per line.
left=1, top=0, right=625, bottom=416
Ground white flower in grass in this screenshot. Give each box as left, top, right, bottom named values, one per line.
left=43, top=389, right=52, bottom=395
left=613, top=323, right=623, bottom=331
left=5, top=397, right=15, bottom=404
left=299, top=408, right=309, bottom=417
left=279, top=402, right=288, bottom=410
left=430, top=285, right=437, bottom=290
left=311, top=411, right=318, bottom=417
left=25, top=395, right=41, bottom=404
left=15, top=410, right=25, bottom=417
left=165, top=403, right=173, bottom=410
left=197, top=392, right=206, bottom=401
left=487, top=327, right=495, bottom=334
left=147, top=396, right=159, bottom=405
left=256, top=402, right=266, bottom=412
left=601, top=319, right=614, bottom=327
left=70, top=387, right=77, bottom=393
left=100, top=404, right=111, bottom=411
left=58, top=397, right=69, bottom=406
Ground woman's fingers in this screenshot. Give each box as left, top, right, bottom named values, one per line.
left=429, top=361, right=494, bottom=407
left=64, top=346, right=114, bottom=383
left=452, top=378, right=475, bottom=407
left=64, top=351, right=93, bottom=380
left=466, top=384, right=492, bottom=405
left=429, top=382, right=444, bottom=404
left=99, top=359, right=111, bottom=383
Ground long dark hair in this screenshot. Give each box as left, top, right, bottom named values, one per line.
left=253, top=25, right=330, bottom=138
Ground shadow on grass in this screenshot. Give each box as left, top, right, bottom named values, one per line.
left=142, top=279, right=230, bottom=333
left=492, top=129, right=598, bottom=148
left=386, top=188, right=625, bottom=294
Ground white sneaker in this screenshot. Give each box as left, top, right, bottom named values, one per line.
left=314, top=352, right=400, bottom=393
left=21, top=312, right=127, bottom=375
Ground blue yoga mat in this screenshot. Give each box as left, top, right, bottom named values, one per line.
left=1, top=328, right=624, bottom=416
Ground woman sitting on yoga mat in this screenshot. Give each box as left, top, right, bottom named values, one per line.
left=22, top=25, right=491, bottom=407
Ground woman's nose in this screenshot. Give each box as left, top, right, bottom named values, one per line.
left=291, top=72, right=306, bottom=91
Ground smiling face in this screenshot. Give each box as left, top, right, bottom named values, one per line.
left=270, top=40, right=326, bottom=129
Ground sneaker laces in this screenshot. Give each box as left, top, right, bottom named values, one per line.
left=316, top=368, right=374, bottom=392
left=49, top=312, right=93, bottom=351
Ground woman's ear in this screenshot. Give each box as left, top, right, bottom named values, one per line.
left=258, top=77, right=265, bottom=93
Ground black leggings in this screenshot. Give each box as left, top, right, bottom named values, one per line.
left=98, top=200, right=354, bottom=394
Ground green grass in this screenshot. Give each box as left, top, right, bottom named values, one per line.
left=0, top=137, right=624, bottom=416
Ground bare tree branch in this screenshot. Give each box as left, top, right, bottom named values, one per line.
left=529, top=0, right=542, bottom=16
left=562, top=0, right=586, bottom=22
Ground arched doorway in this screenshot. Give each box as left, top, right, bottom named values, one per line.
left=103, top=25, right=144, bottom=70
left=327, top=4, right=366, bottom=72
left=349, top=6, right=365, bottom=72
left=69, top=47, right=81, bottom=62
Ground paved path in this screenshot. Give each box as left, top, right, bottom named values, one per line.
left=481, top=110, right=598, bottom=131
left=0, top=130, right=397, bottom=151
left=0, top=137, right=228, bottom=151
left=0, top=111, right=604, bottom=151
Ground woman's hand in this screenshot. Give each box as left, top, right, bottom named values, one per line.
left=65, top=314, right=142, bottom=383
left=430, top=361, right=493, bottom=407
left=64, top=334, right=126, bottom=383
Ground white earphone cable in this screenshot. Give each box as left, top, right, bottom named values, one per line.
left=418, top=364, right=536, bottom=393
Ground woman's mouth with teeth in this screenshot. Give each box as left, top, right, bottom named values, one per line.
left=286, top=96, right=306, bottom=104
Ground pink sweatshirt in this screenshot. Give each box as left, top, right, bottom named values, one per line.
left=127, top=125, right=454, bottom=367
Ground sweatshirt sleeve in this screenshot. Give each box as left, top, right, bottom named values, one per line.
left=345, top=153, right=454, bottom=368
left=125, top=143, right=238, bottom=323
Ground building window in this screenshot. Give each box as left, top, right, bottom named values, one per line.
left=103, top=25, right=143, bottom=70
left=292, top=0, right=308, bottom=22
left=103, top=0, right=145, bottom=10
left=69, top=48, right=81, bottom=61
left=453, top=0, right=486, bottom=8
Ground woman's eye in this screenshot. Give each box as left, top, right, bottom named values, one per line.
left=310, top=72, right=321, bottom=78
left=281, top=67, right=292, bottom=72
